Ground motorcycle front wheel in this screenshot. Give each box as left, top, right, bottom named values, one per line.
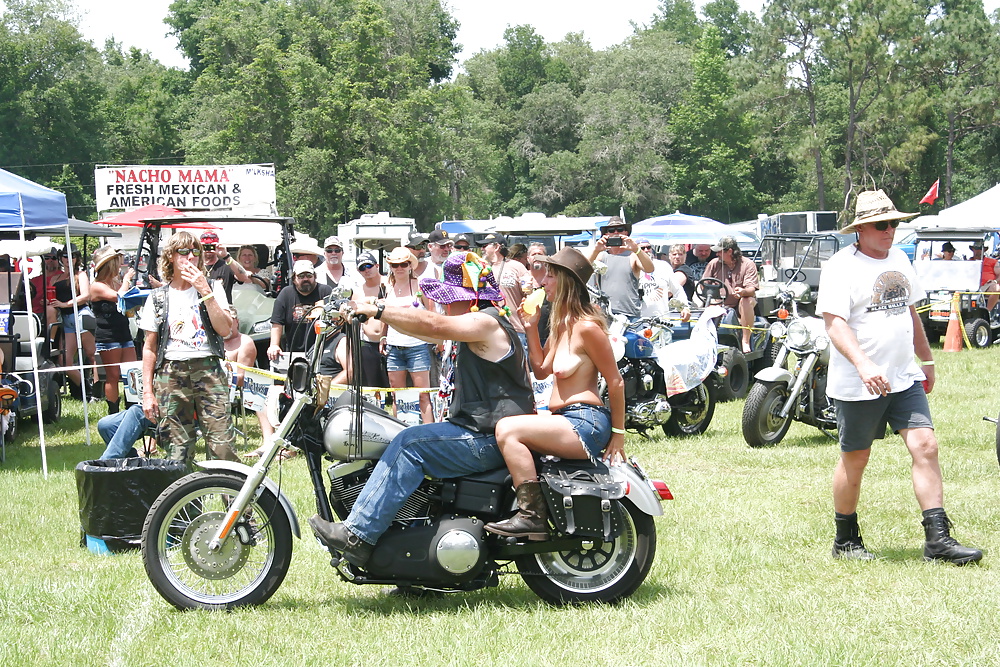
left=742, top=381, right=792, bottom=447
left=515, top=498, right=655, bottom=605
left=663, top=382, right=716, bottom=436
left=142, top=472, right=292, bottom=611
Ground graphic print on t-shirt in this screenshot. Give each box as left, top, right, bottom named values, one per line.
left=866, top=271, right=910, bottom=316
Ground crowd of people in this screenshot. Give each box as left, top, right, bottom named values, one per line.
left=14, top=199, right=980, bottom=565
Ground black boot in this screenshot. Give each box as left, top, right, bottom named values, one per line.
left=106, top=397, right=120, bottom=415
left=832, top=512, right=876, bottom=560
left=922, top=508, right=982, bottom=565
left=308, top=515, right=374, bottom=567
left=485, top=480, right=549, bottom=541
left=68, top=380, right=83, bottom=401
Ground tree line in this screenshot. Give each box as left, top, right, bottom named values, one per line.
left=2, top=0, right=999, bottom=238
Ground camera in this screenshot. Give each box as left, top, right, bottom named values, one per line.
left=606, top=237, right=624, bottom=247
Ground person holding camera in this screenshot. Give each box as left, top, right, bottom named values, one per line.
left=586, top=216, right=653, bottom=321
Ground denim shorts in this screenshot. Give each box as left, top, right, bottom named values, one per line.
left=834, top=381, right=933, bottom=452
left=62, top=306, right=95, bottom=334
left=552, top=402, right=612, bottom=461
left=96, top=340, right=135, bottom=353
left=386, top=343, right=431, bottom=373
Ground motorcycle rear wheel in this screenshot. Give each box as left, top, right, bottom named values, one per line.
left=515, top=499, right=655, bottom=605
left=142, top=472, right=292, bottom=611
left=742, top=381, right=792, bottom=447
left=663, top=382, right=716, bottom=436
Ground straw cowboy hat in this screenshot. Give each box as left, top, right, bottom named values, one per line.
left=92, top=246, right=123, bottom=272
left=840, top=189, right=917, bottom=234
left=386, top=246, right=418, bottom=271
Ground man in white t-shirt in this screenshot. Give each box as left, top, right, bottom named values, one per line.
left=817, top=189, right=980, bottom=565
left=635, top=237, right=690, bottom=321
left=137, top=232, right=239, bottom=462
left=315, top=235, right=357, bottom=295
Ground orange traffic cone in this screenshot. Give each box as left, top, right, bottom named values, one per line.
left=943, top=292, right=963, bottom=352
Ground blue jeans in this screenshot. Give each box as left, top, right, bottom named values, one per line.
left=98, top=405, right=154, bottom=459
left=344, top=421, right=505, bottom=545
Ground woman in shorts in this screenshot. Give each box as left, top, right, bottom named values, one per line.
left=89, top=246, right=137, bottom=413
left=485, top=247, right=625, bottom=541
left=383, top=246, right=432, bottom=424
left=49, top=244, right=98, bottom=399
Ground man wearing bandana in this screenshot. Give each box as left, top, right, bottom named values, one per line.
left=309, top=252, right=534, bottom=568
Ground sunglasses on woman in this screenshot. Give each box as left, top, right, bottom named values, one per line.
left=175, top=248, right=202, bottom=257
left=389, top=262, right=409, bottom=269
left=872, top=220, right=900, bottom=231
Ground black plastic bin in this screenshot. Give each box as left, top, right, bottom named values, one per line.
left=75, top=458, right=192, bottom=553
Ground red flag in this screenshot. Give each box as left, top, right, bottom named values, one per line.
left=920, top=178, right=940, bottom=205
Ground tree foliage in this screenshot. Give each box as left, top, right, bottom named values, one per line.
left=2, top=0, right=1000, bottom=230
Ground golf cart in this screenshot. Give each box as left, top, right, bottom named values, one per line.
left=0, top=268, right=63, bottom=456
left=913, top=228, right=1000, bottom=348
left=131, top=216, right=297, bottom=364
left=754, top=232, right=854, bottom=318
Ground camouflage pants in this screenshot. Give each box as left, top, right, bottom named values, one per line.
left=153, top=357, right=238, bottom=462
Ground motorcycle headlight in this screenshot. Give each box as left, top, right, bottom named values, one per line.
left=786, top=320, right=812, bottom=348
left=253, top=320, right=271, bottom=335
left=769, top=322, right=787, bottom=339
left=814, top=334, right=829, bottom=351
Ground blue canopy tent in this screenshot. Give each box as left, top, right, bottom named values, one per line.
left=0, top=168, right=95, bottom=475
left=630, top=212, right=757, bottom=247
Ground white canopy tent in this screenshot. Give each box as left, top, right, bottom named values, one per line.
left=937, top=183, right=1000, bottom=229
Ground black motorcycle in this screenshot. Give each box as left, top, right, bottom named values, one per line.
left=141, top=301, right=672, bottom=609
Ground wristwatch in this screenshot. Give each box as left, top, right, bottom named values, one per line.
left=374, top=303, right=385, bottom=320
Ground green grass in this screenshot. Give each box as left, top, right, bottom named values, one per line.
left=2, top=347, right=1000, bottom=666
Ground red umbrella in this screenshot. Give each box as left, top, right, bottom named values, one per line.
left=97, top=204, right=219, bottom=229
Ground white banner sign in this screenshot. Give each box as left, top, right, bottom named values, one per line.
left=95, top=163, right=277, bottom=215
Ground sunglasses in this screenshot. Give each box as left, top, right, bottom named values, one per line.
left=43, top=255, right=56, bottom=260
left=454, top=245, right=470, bottom=250
left=389, top=262, right=410, bottom=268
left=176, top=248, right=202, bottom=257
left=872, top=220, right=900, bottom=231
left=325, top=246, right=343, bottom=253
left=358, top=263, right=375, bottom=271
left=639, top=245, right=652, bottom=251
left=292, top=253, right=313, bottom=259
left=432, top=242, right=453, bottom=248
left=605, top=226, right=628, bottom=234
left=202, top=244, right=217, bottom=251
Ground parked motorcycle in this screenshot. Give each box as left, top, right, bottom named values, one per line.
left=606, top=311, right=718, bottom=437
left=741, top=288, right=837, bottom=447
left=141, top=301, right=672, bottom=609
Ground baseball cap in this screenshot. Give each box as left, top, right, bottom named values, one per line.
left=406, top=230, right=428, bottom=247
left=711, top=236, right=740, bottom=252
left=478, top=232, right=504, bottom=247
left=323, top=235, right=343, bottom=249
left=427, top=229, right=451, bottom=245
left=356, top=251, right=378, bottom=267
left=200, top=231, right=219, bottom=244
left=453, top=233, right=472, bottom=247
left=293, top=259, right=317, bottom=276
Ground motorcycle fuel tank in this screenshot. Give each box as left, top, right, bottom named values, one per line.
left=323, top=395, right=409, bottom=460
left=624, top=331, right=656, bottom=358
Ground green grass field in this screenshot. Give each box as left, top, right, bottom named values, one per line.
left=1, top=347, right=999, bottom=666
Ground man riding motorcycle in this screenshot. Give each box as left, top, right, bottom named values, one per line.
left=309, top=252, right=534, bottom=566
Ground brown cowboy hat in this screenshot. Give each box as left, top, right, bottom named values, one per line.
left=840, top=189, right=917, bottom=234
left=537, top=247, right=593, bottom=287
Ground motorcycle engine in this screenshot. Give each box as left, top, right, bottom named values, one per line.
left=327, top=461, right=439, bottom=522
left=622, top=359, right=671, bottom=429
left=364, top=516, right=488, bottom=585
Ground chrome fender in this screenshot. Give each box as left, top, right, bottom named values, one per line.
left=753, top=366, right=794, bottom=385
left=197, top=460, right=302, bottom=539
left=610, top=462, right=664, bottom=517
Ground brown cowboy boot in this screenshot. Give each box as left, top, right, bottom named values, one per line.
left=485, top=480, right=549, bottom=541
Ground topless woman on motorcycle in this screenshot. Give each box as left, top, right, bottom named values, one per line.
left=485, top=247, right=626, bottom=541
